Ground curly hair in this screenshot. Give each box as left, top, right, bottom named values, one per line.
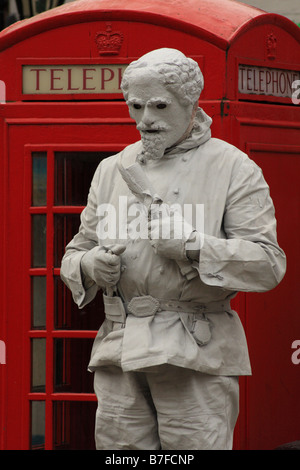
left=121, top=50, right=204, bottom=106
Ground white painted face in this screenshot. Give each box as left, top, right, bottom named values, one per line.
left=126, top=71, right=195, bottom=160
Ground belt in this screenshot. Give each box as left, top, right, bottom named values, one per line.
left=103, top=294, right=231, bottom=324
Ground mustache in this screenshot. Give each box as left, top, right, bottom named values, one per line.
left=137, top=122, right=171, bottom=132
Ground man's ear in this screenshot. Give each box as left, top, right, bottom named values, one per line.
left=176, top=101, right=199, bottom=145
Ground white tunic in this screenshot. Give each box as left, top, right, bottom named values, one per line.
left=60, top=109, right=286, bottom=376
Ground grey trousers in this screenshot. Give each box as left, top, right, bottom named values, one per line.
left=93, top=364, right=239, bottom=450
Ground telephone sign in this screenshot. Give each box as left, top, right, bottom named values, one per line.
left=22, top=64, right=127, bottom=94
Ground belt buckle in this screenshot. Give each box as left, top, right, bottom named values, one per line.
left=127, top=295, right=160, bottom=317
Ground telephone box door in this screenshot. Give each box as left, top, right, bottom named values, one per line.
left=4, top=119, right=135, bottom=449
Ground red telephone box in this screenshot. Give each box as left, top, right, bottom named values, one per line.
left=0, top=0, right=299, bottom=450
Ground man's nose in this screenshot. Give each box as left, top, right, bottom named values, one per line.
left=141, top=107, right=155, bottom=127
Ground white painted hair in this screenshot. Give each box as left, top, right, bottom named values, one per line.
left=121, top=48, right=204, bottom=106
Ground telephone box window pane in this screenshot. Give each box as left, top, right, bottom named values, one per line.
left=54, top=338, right=94, bottom=393
left=32, top=215, right=47, bottom=267
left=32, top=152, right=47, bottom=206
left=31, top=338, right=46, bottom=392
left=53, top=401, right=97, bottom=450
left=54, top=214, right=81, bottom=267
left=32, top=276, right=46, bottom=329
left=31, top=401, right=45, bottom=449
left=54, top=276, right=103, bottom=330
left=55, top=152, right=104, bottom=206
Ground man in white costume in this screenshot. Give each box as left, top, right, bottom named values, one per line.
left=60, top=48, right=286, bottom=450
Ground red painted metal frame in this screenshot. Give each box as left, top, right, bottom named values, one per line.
left=0, top=108, right=7, bottom=451
left=1, top=0, right=299, bottom=53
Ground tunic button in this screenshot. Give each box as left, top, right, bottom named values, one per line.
left=159, top=267, right=164, bottom=274
left=173, top=188, right=179, bottom=195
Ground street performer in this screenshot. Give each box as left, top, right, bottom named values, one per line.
left=60, top=48, right=286, bottom=450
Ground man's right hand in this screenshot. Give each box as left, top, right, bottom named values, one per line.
left=80, top=244, right=126, bottom=289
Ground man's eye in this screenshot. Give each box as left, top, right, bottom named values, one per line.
left=133, top=104, right=142, bottom=110
left=157, top=103, right=167, bottom=109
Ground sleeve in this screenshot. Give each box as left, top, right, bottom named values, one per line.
left=60, top=162, right=102, bottom=308
left=196, top=157, right=286, bottom=292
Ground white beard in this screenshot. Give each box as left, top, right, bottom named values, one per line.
left=139, top=131, right=167, bottom=161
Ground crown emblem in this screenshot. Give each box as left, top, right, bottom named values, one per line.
left=95, top=23, right=124, bottom=56
left=266, top=33, right=277, bottom=60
